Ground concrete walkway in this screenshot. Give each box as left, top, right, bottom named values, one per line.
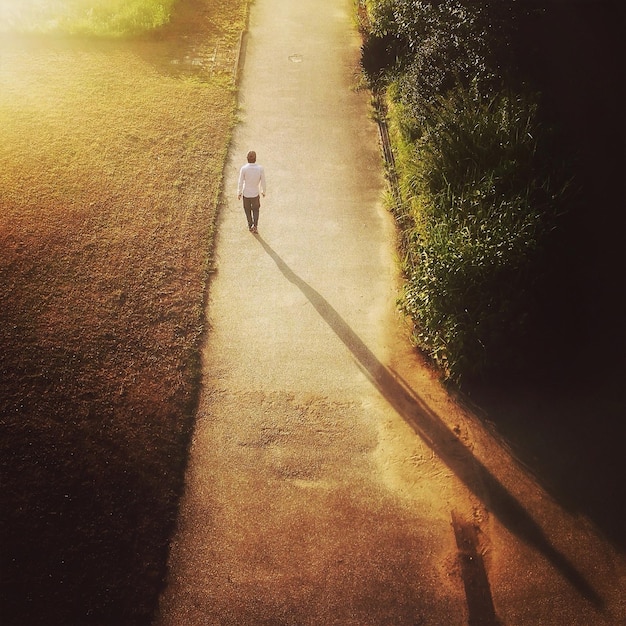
left=155, top=0, right=472, bottom=623
left=155, top=0, right=625, bottom=624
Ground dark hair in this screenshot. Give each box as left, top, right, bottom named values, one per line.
left=247, top=150, right=257, bottom=163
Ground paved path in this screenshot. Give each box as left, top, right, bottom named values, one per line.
left=156, top=0, right=625, bottom=624
left=155, top=0, right=473, bottom=623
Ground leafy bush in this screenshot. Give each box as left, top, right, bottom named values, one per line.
left=362, top=0, right=511, bottom=96
left=396, top=86, right=560, bottom=381
left=360, top=0, right=567, bottom=383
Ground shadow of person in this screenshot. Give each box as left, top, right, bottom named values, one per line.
left=255, top=234, right=604, bottom=610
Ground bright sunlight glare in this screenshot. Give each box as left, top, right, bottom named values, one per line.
left=0, top=0, right=173, bottom=36
left=0, top=1, right=74, bottom=33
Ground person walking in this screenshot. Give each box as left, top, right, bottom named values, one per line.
left=237, top=150, right=266, bottom=233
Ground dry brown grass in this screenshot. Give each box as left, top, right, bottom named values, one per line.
left=0, top=1, right=248, bottom=623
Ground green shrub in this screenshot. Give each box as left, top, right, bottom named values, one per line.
left=0, top=0, right=175, bottom=37
left=361, top=0, right=503, bottom=96
left=359, top=0, right=570, bottom=383
left=392, top=85, right=562, bottom=381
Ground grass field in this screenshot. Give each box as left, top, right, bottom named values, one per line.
left=0, top=0, right=248, bottom=623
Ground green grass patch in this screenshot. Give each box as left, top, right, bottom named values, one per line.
left=0, top=0, right=175, bottom=37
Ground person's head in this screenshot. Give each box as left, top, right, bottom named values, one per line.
left=247, top=150, right=257, bottom=163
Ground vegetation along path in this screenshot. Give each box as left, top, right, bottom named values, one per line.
left=156, top=0, right=624, bottom=624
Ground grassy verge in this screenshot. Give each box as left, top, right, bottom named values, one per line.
left=0, top=0, right=175, bottom=37
left=0, top=0, right=248, bottom=623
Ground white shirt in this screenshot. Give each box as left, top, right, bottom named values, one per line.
left=237, top=163, right=266, bottom=198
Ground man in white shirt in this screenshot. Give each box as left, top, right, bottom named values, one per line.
left=237, top=150, right=266, bottom=233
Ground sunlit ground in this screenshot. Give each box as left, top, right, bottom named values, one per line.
left=0, top=1, right=88, bottom=32
left=0, top=0, right=248, bottom=619
left=0, top=0, right=174, bottom=36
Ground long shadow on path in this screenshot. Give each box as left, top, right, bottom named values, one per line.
left=256, top=235, right=604, bottom=611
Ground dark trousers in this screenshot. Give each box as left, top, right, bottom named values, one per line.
left=243, top=195, right=260, bottom=228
